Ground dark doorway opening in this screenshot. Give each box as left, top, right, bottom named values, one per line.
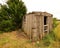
left=44, top=16, right=47, bottom=25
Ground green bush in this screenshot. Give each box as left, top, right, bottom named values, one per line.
left=0, top=0, right=27, bottom=32
left=42, top=31, right=56, bottom=46
left=42, top=34, right=51, bottom=46
left=53, top=18, right=58, bottom=28
left=0, top=20, right=16, bottom=32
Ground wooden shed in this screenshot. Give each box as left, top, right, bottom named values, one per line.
left=22, top=12, right=53, bottom=41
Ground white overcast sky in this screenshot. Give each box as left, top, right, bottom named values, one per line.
left=0, top=0, right=60, bottom=19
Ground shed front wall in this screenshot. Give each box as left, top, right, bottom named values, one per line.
left=22, top=12, right=53, bottom=40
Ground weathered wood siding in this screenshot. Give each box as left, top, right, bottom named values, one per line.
left=22, top=12, right=53, bottom=41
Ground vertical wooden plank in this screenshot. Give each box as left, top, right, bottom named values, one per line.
left=40, top=15, right=44, bottom=39
left=42, top=16, right=45, bottom=38
left=29, top=14, right=34, bottom=41
left=31, top=15, right=39, bottom=41
left=47, top=16, right=50, bottom=34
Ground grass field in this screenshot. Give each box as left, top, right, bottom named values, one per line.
left=0, top=31, right=37, bottom=48
left=0, top=21, right=60, bottom=48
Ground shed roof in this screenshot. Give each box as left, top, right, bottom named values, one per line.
left=26, top=11, right=53, bottom=17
